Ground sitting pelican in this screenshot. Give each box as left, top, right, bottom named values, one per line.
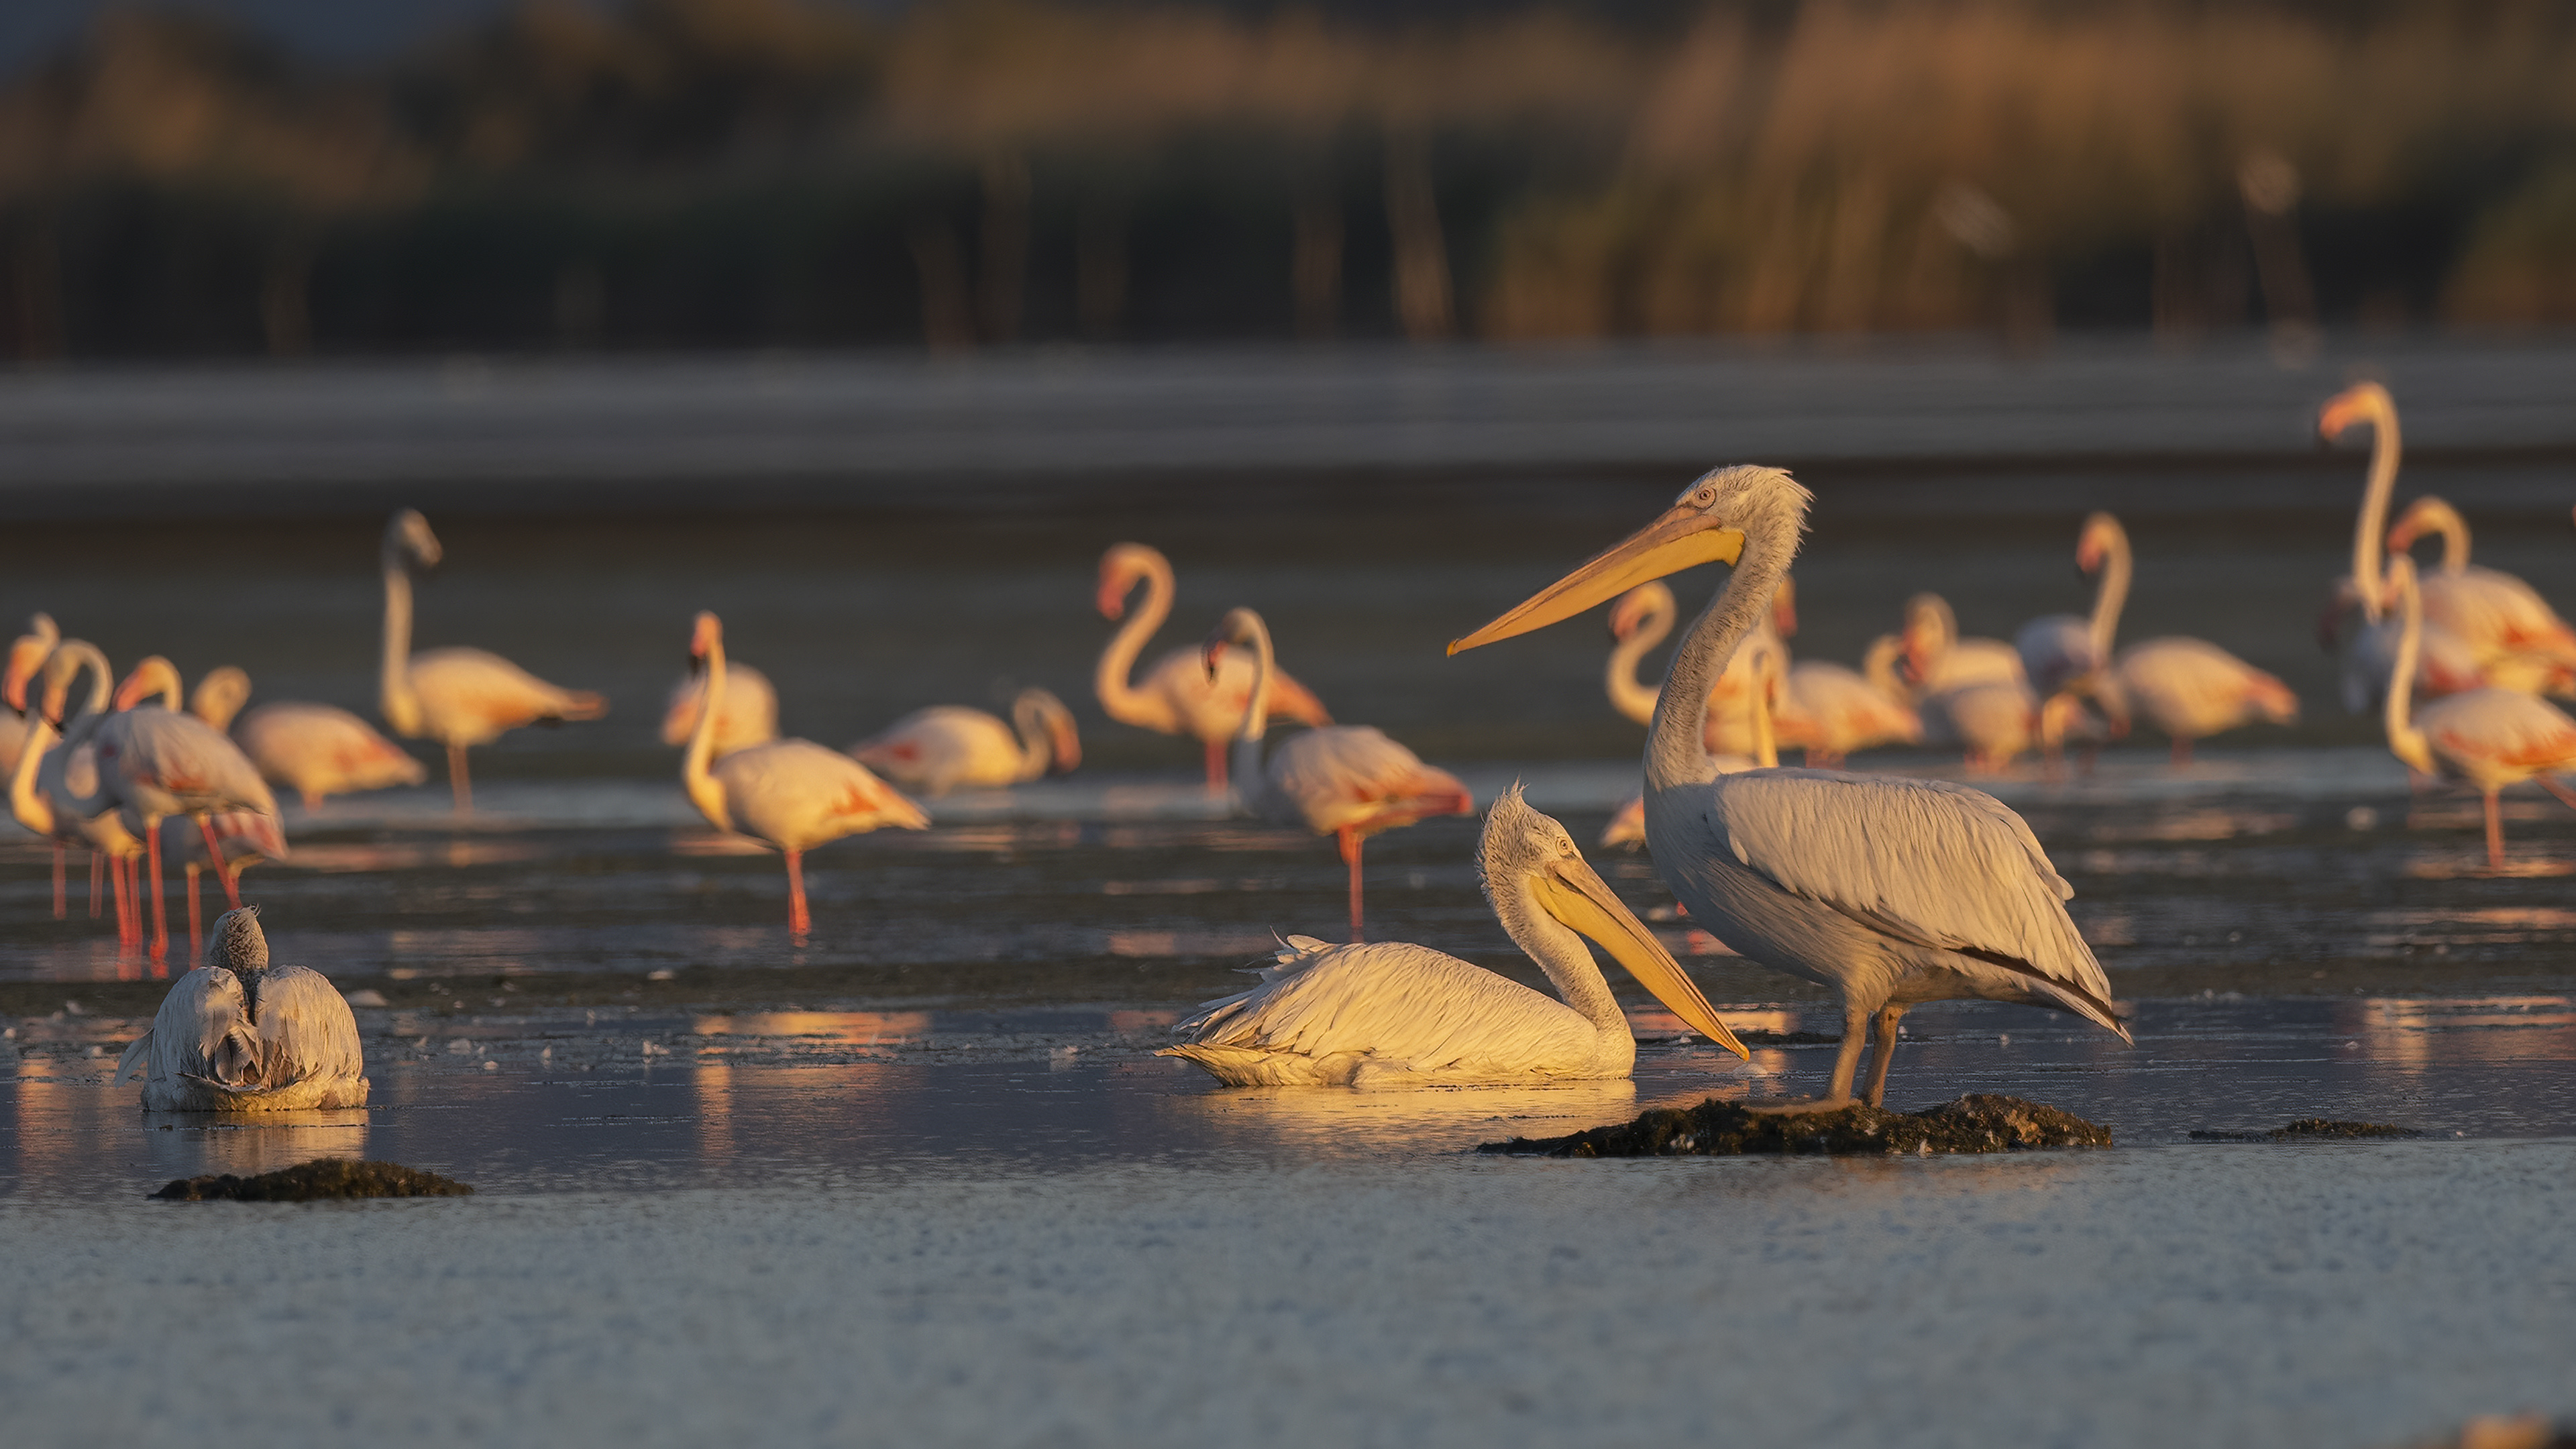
left=1161, top=785, right=1748, bottom=1086
left=115, top=906, right=369, bottom=1111
left=1452, top=464, right=2129, bottom=1109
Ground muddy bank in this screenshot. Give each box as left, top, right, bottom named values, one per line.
left=1479, top=1093, right=2112, bottom=1157
left=151, top=1159, right=474, bottom=1201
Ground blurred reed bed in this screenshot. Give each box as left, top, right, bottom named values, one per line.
left=0, top=0, right=2571, bottom=358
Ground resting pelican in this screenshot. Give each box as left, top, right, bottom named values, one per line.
left=1452, top=464, right=2130, bottom=1108
left=2381, top=555, right=2576, bottom=869
left=662, top=659, right=779, bottom=758
left=849, top=687, right=1081, bottom=796
left=380, top=508, right=608, bottom=812
left=1206, top=607, right=1471, bottom=942
left=1095, top=542, right=1331, bottom=790
left=115, top=906, right=368, bottom=1111
left=682, top=612, right=928, bottom=938
left=1161, top=784, right=1748, bottom=1085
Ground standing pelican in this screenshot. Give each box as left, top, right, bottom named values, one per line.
left=380, top=508, right=608, bottom=812
left=682, top=612, right=928, bottom=938
left=1094, top=543, right=1332, bottom=790
left=2381, top=555, right=2576, bottom=869
left=1452, top=464, right=2129, bottom=1108
left=114, top=906, right=368, bottom=1111
left=849, top=688, right=1081, bottom=796
left=1162, top=785, right=1748, bottom=1085
left=1207, top=607, right=1471, bottom=942
left=2385, top=496, right=2576, bottom=686
left=662, top=659, right=778, bottom=759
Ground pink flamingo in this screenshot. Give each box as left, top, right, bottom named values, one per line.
left=1, top=612, right=58, bottom=780
left=682, top=612, right=928, bottom=938
left=2386, top=495, right=2576, bottom=688
left=849, top=688, right=1081, bottom=796
left=661, top=659, right=778, bottom=759
left=1095, top=543, right=1331, bottom=790
left=1205, top=607, right=1471, bottom=943
left=9, top=639, right=147, bottom=949
left=380, top=509, right=607, bottom=812
left=82, top=657, right=279, bottom=965
left=2382, top=555, right=2576, bottom=870
left=205, top=661, right=429, bottom=812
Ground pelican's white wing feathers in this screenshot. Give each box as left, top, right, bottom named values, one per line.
left=1167, top=938, right=1589, bottom=1084
left=250, top=964, right=367, bottom=1088
left=1700, top=769, right=2121, bottom=1030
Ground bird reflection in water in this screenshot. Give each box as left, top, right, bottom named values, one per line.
left=137, top=1112, right=368, bottom=1185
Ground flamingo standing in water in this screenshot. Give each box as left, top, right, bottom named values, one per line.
left=2385, top=495, right=2576, bottom=688
left=1094, top=543, right=1331, bottom=790
left=2017, top=513, right=2129, bottom=696
left=849, top=688, right=1081, bottom=796
left=2381, top=555, right=2576, bottom=870
left=1778, top=637, right=1922, bottom=769
left=80, top=657, right=278, bottom=965
left=1452, top=464, right=2129, bottom=1109
left=681, top=612, right=928, bottom=938
left=662, top=659, right=778, bottom=759
left=1205, top=607, right=1471, bottom=943
left=379, top=508, right=608, bottom=812
left=217, top=659, right=428, bottom=812
left=164, top=667, right=288, bottom=961
left=1, top=612, right=58, bottom=779
left=10, top=639, right=145, bottom=946
left=1161, top=785, right=1748, bottom=1085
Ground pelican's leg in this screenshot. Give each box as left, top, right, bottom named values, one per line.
left=2483, top=790, right=2506, bottom=871
left=90, top=849, right=104, bottom=918
left=1203, top=739, right=1228, bottom=794
left=146, top=822, right=168, bottom=965
left=447, top=744, right=473, bottom=814
left=784, top=848, right=810, bottom=940
left=52, top=843, right=65, bottom=919
left=1861, top=1004, right=1908, bottom=1108
left=186, top=865, right=203, bottom=963
left=197, top=816, right=243, bottom=908
left=1745, top=999, right=1868, bottom=1114
left=1338, top=826, right=1365, bottom=943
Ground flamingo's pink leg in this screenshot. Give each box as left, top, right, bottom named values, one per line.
left=1338, top=827, right=1366, bottom=943
left=2536, top=774, right=2576, bottom=814
left=198, top=816, right=241, bottom=908
left=52, top=843, right=65, bottom=919
left=109, top=854, right=131, bottom=951
left=2171, top=737, right=2192, bottom=768
left=448, top=743, right=473, bottom=814
left=784, top=848, right=810, bottom=938
left=146, top=824, right=168, bottom=965
left=1203, top=739, right=1228, bottom=795
left=186, top=867, right=203, bottom=963
left=2485, top=791, right=2507, bottom=871
left=89, top=849, right=103, bottom=918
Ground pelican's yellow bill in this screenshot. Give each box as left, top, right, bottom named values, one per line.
left=1539, top=859, right=1750, bottom=1060
left=1449, top=506, right=1745, bottom=655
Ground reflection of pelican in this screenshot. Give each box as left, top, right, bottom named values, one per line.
left=662, top=659, right=778, bottom=759
left=682, top=612, right=928, bottom=938
left=115, top=906, right=369, bottom=1111
left=1162, top=785, right=1746, bottom=1086
left=1095, top=542, right=1331, bottom=790
left=2382, top=556, right=2576, bottom=870
left=380, top=508, right=608, bottom=812
left=850, top=688, right=1081, bottom=796
left=1454, top=464, right=2129, bottom=1108
left=1206, top=607, right=1470, bottom=942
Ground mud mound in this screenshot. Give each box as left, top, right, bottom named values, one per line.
left=2190, top=1118, right=2421, bottom=1142
left=150, top=1159, right=474, bottom=1201
left=1480, top=1093, right=2111, bottom=1157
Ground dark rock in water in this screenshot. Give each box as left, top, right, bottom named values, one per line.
left=149, top=1159, right=474, bottom=1201
left=2189, top=1118, right=2420, bottom=1142
left=1479, top=1093, right=2111, bottom=1158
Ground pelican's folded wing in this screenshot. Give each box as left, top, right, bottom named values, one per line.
left=252, top=965, right=366, bottom=1086
left=1701, top=770, right=2123, bottom=1034
left=1172, top=940, right=1583, bottom=1072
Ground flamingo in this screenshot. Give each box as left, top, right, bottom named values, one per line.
left=234, top=700, right=429, bottom=811
left=114, top=906, right=368, bottom=1112
left=1094, top=542, right=1331, bottom=790
left=2110, top=639, right=2298, bottom=766
left=1776, top=636, right=1922, bottom=769
left=2016, top=513, right=2130, bottom=696
left=2380, top=555, right=2576, bottom=870
left=1, top=612, right=58, bottom=779
left=379, top=508, right=608, bottom=812
left=662, top=659, right=778, bottom=759
left=2385, top=495, right=2576, bottom=685
left=1452, top=463, right=2130, bottom=1109
left=849, top=688, right=1081, bottom=796
left=1603, top=579, right=1798, bottom=760
left=1205, top=607, right=1472, bottom=943
left=9, top=639, right=146, bottom=947
left=76, top=657, right=279, bottom=965
left=1904, top=592, right=2088, bottom=773
left=1902, top=593, right=2026, bottom=692
left=681, top=612, right=928, bottom=938
left=1161, top=784, right=1749, bottom=1085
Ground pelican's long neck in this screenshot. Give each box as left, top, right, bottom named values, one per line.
left=2384, top=564, right=2432, bottom=774
left=380, top=547, right=421, bottom=736
left=1094, top=553, right=1173, bottom=728
left=682, top=641, right=731, bottom=830
left=2089, top=525, right=2132, bottom=663
left=1229, top=613, right=1276, bottom=791
left=1605, top=598, right=1670, bottom=728
left=2351, top=397, right=2402, bottom=623
left=1491, top=871, right=1627, bottom=1044
left=1650, top=515, right=1799, bottom=790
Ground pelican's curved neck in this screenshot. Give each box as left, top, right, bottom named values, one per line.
left=1228, top=614, right=1277, bottom=790
left=2090, top=523, right=2132, bottom=663
left=2351, top=397, right=2402, bottom=623
left=2384, top=565, right=2431, bottom=773
left=1492, top=873, right=1627, bottom=1043
left=1651, top=521, right=1798, bottom=790
left=381, top=547, right=421, bottom=736
left=1095, top=551, right=1173, bottom=728
left=1605, top=597, right=1670, bottom=728
left=682, top=637, right=731, bottom=830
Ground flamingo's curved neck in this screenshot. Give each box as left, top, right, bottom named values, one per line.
left=1490, top=870, right=1627, bottom=1046
left=2089, top=525, right=2132, bottom=663
left=381, top=549, right=421, bottom=737
left=682, top=636, right=732, bottom=831
left=1747, top=643, right=1779, bottom=769
left=8, top=708, right=55, bottom=836
left=30, top=641, right=113, bottom=823
left=1095, top=553, right=1173, bottom=728
left=2384, top=564, right=2432, bottom=774
left=1228, top=613, right=1277, bottom=791
left=1650, top=515, right=1798, bottom=790
left=1862, top=635, right=1911, bottom=702
left=1604, top=596, right=1671, bottom=728
left=2413, top=502, right=2471, bottom=576
left=2351, top=397, right=2402, bottom=624
left=1007, top=693, right=1053, bottom=782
